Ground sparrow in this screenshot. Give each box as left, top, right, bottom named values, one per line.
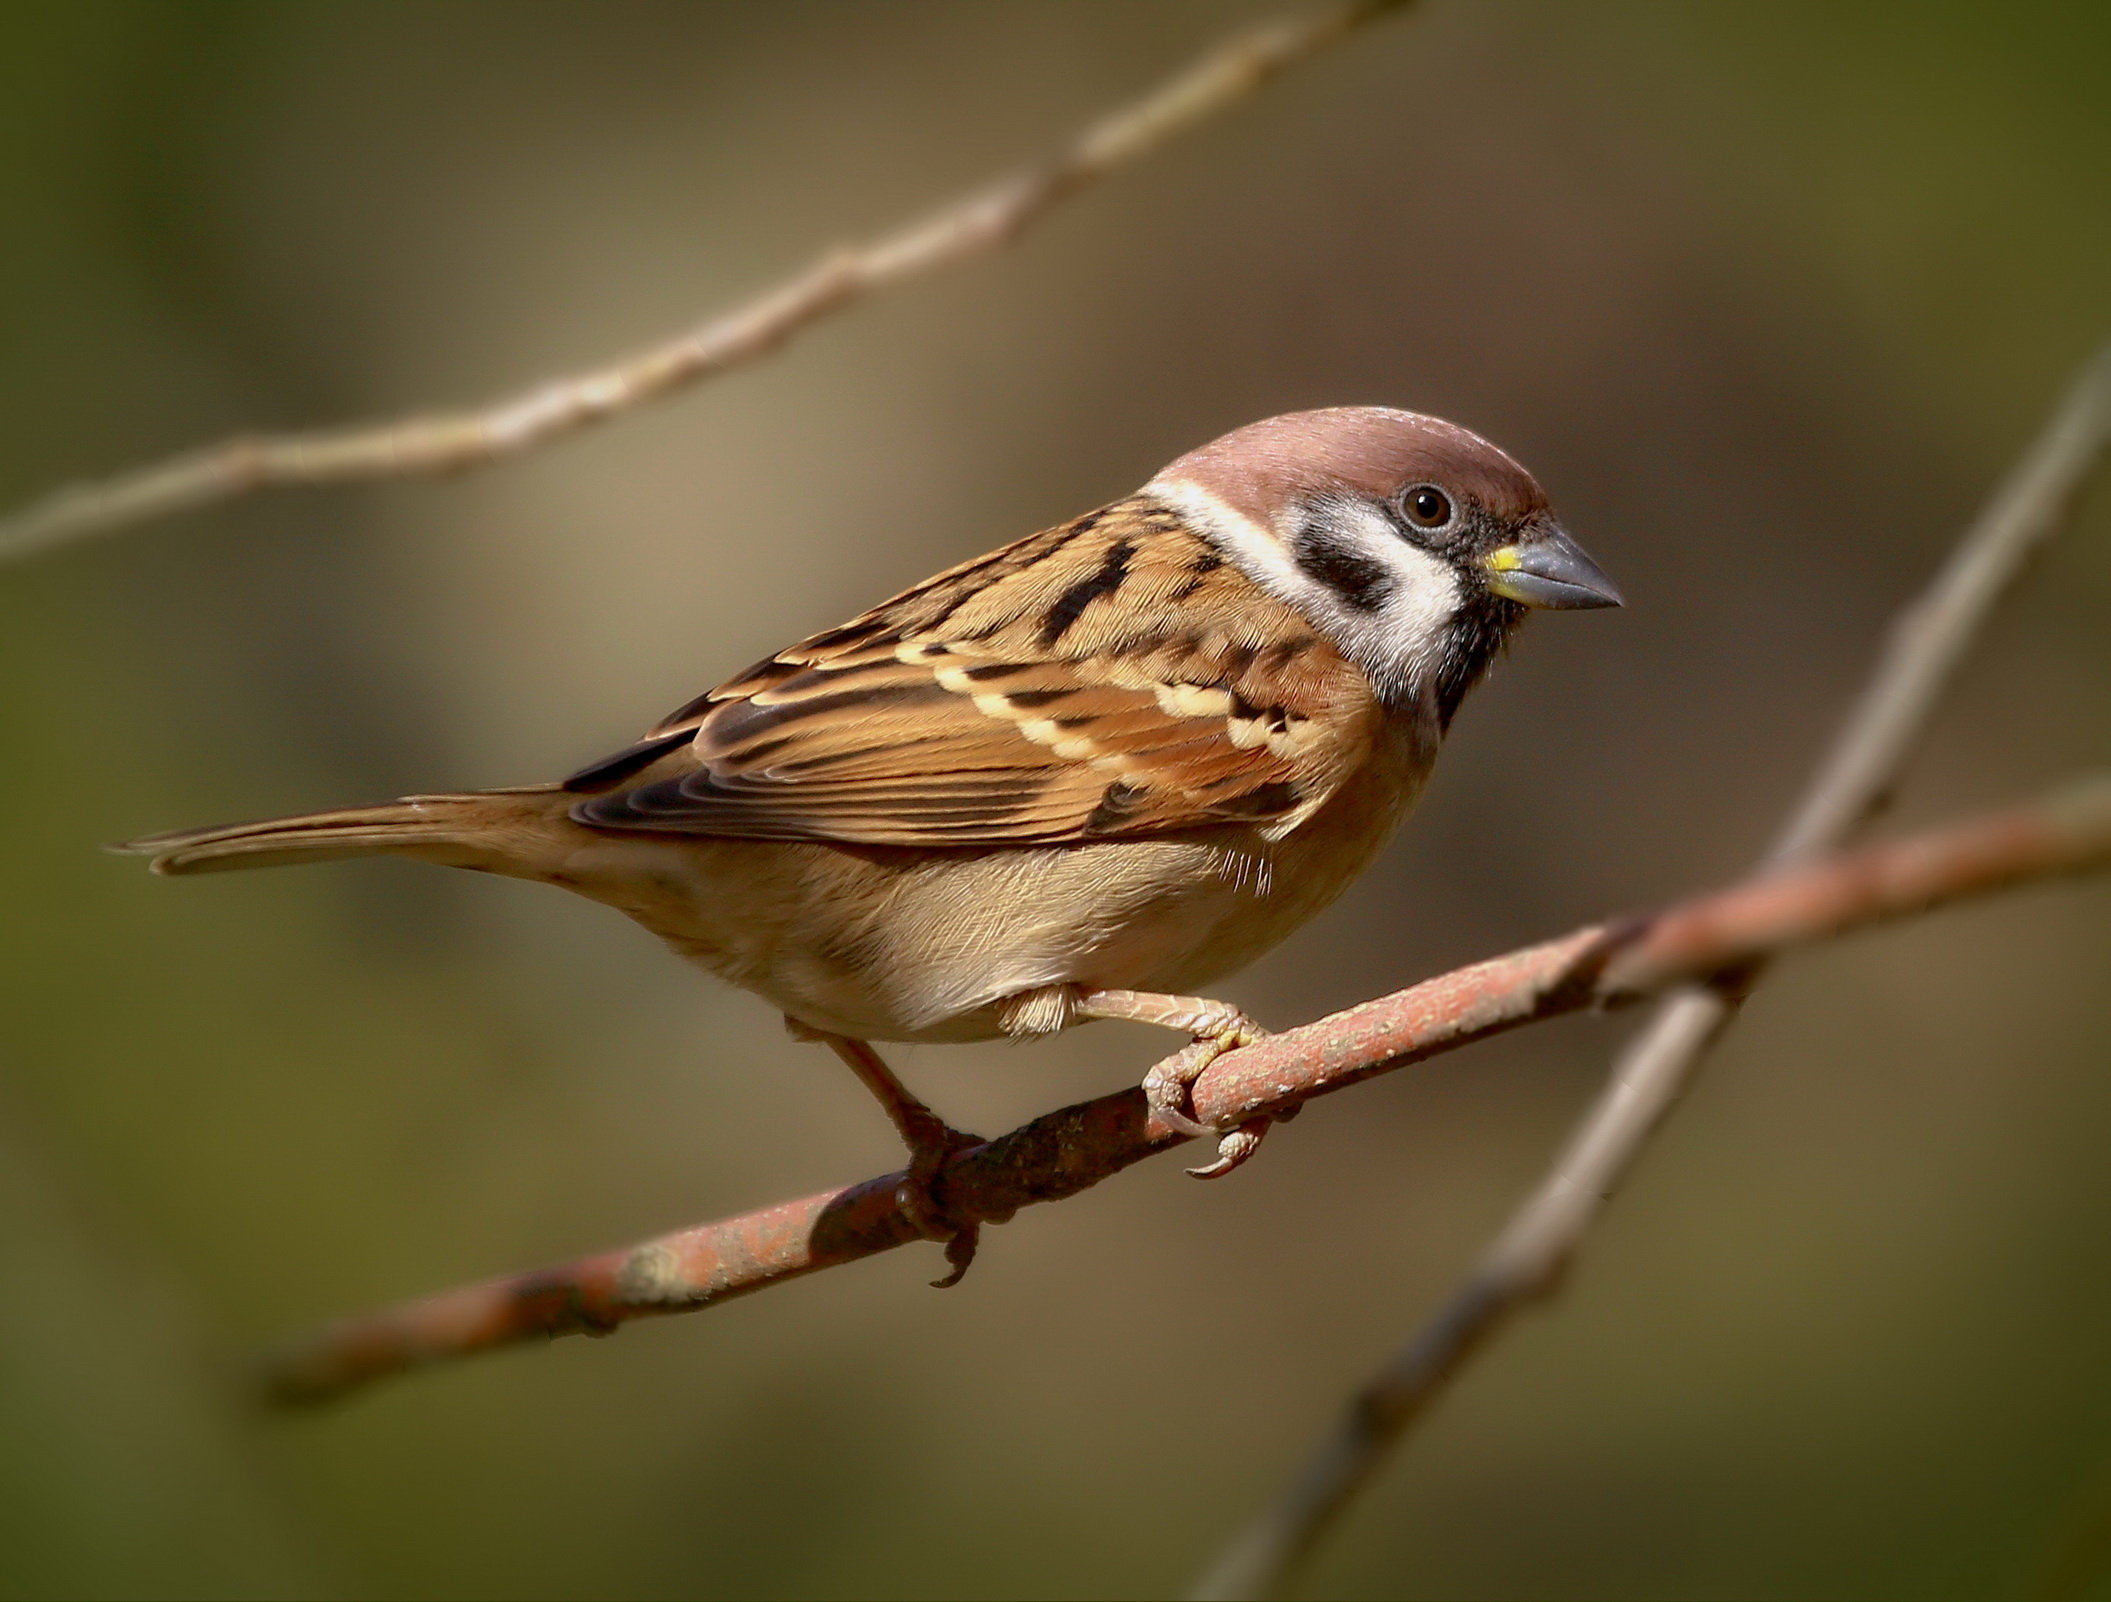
left=120, top=407, right=1620, bottom=1282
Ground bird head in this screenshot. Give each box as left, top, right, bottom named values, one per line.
left=1145, top=406, right=1621, bottom=717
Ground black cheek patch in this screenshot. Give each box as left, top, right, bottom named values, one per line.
left=1293, top=531, right=1394, bottom=612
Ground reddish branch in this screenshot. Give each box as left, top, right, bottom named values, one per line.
left=262, top=773, right=2111, bottom=1406
left=0, top=0, right=1412, bottom=561
left=1193, top=342, right=2111, bottom=1600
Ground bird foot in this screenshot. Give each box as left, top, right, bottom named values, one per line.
left=795, top=1022, right=989, bottom=1288
left=1136, top=1009, right=1275, bottom=1180
left=895, top=1108, right=988, bottom=1287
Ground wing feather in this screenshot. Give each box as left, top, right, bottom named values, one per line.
left=570, top=497, right=1379, bottom=845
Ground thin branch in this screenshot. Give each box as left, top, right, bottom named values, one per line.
left=1192, top=341, right=2111, bottom=1600
left=260, top=773, right=2111, bottom=1407
left=0, top=0, right=1413, bottom=563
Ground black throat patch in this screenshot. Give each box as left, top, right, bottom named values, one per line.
left=1430, top=591, right=1523, bottom=729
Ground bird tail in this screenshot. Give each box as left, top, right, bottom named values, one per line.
left=112, top=786, right=566, bottom=877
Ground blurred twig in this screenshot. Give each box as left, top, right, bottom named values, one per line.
left=0, top=0, right=1413, bottom=563
left=261, top=773, right=2111, bottom=1406
left=1192, top=342, right=2111, bottom=1600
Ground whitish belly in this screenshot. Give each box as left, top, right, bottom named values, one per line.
left=551, top=764, right=1418, bottom=1045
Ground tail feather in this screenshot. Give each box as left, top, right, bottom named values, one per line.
left=113, top=786, right=562, bottom=876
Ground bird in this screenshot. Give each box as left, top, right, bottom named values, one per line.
left=119, top=407, right=1620, bottom=1282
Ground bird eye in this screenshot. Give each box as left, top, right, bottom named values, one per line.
left=1402, top=485, right=1453, bottom=530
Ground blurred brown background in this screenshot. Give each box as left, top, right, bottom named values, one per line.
left=2, top=3, right=2108, bottom=1597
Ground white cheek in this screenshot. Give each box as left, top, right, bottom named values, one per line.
left=1148, top=476, right=1463, bottom=699
left=1304, top=501, right=1461, bottom=696
left=1146, top=476, right=1304, bottom=592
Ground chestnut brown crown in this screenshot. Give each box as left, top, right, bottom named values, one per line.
left=1154, top=406, right=1551, bottom=535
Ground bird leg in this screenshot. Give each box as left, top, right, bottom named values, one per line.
left=1072, top=989, right=1275, bottom=1179
left=788, top=1020, right=986, bottom=1286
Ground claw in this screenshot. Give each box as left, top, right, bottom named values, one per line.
left=1068, top=989, right=1289, bottom=1181
left=894, top=1176, right=981, bottom=1285
left=1155, top=1106, right=1218, bottom=1140
left=803, top=1028, right=989, bottom=1287
left=930, top=1223, right=980, bottom=1288
left=1186, top=1117, right=1270, bottom=1179
left=1143, top=1039, right=1222, bottom=1138
left=1137, top=1020, right=1277, bottom=1178
left=894, top=1111, right=987, bottom=1286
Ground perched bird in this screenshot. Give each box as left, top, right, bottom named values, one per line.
left=121, top=407, right=1619, bottom=1281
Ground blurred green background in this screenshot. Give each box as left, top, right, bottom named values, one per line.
left=2, top=3, right=2108, bottom=1597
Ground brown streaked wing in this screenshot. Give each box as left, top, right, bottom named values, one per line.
left=570, top=498, right=1381, bottom=844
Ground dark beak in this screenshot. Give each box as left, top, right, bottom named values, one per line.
left=1479, top=525, right=1624, bottom=610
